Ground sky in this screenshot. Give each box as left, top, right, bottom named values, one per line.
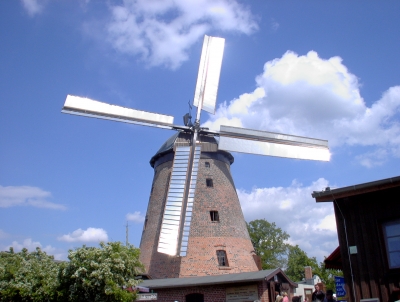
left=1, top=0, right=400, bottom=264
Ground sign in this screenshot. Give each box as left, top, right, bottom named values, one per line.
left=137, top=293, right=157, bottom=301
left=226, top=284, right=258, bottom=302
left=334, top=276, right=347, bottom=302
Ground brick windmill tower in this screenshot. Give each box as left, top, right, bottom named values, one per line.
left=61, top=35, right=330, bottom=279
left=139, top=132, right=259, bottom=278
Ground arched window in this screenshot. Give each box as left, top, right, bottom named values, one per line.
left=216, top=250, right=229, bottom=266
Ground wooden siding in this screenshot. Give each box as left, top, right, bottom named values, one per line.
left=333, top=186, right=400, bottom=302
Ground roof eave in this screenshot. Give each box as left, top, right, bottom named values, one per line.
left=312, top=176, right=400, bottom=202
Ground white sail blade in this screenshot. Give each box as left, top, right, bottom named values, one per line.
left=157, top=146, right=190, bottom=256
left=179, top=145, right=200, bottom=257
left=62, top=95, right=174, bottom=129
left=157, top=145, right=201, bottom=256
left=218, top=125, right=330, bottom=161
left=193, top=35, right=225, bottom=114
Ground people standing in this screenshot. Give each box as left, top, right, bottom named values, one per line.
left=323, top=290, right=336, bottom=302
left=283, top=292, right=289, bottom=302
left=276, top=291, right=283, bottom=302
left=312, top=284, right=325, bottom=302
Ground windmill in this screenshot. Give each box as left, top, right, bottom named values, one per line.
left=62, top=35, right=329, bottom=262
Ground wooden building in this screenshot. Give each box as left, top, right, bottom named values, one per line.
left=312, top=176, right=400, bottom=302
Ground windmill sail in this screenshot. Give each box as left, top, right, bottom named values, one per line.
left=157, top=35, right=226, bottom=257
left=218, top=125, right=330, bottom=161
left=193, top=36, right=225, bottom=114
left=62, top=95, right=175, bottom=129
left=157, top=145, right=201, bottom=256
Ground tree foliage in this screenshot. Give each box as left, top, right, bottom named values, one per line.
left=247, top=219, right=290, bottom=269
left=59, top=242, right=144, bottom=302
left=0, top=247, right=61, bottom=301
left=285, top=245, right=319, bottom=281
left=247, top=219, right=343, bottom=291
left=313, top=261, right=343, bottom=291
left=0, top=242, right=144, bottom=302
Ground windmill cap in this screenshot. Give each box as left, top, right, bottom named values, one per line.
left=149, top=131, right=233, bottom=167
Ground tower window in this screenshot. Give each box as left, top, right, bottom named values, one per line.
left=210, top=211, right=219, bottom=222
left=216, top=250, right=228, bottom=266
left=206, top=178, right=213, bottom=187
left=205, top=162, right=210, bottom=168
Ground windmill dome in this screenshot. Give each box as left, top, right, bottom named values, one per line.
left=150, top=131, right=234, bottom=168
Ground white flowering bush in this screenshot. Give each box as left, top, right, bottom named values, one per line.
left=0, top=242, right=144, bottom=301
left=59, top=242, right=144, bottom=302
left=0, top=247, right=62, bottom=301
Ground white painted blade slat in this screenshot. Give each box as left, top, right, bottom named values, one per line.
left=218, top=125, right=330, bottom=161
left=193, top=35, right=225, bottom=114
left=179, top=145, right=201, bottom=257
left=62, top=95, right=174, bottom=129
left=157, top=146, right=190, bottom=256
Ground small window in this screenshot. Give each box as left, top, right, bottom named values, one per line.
left=216, top=250, right=228, bottom=266
left=206, top=178, right=213, bottom=187
left=143, top=217, right=148, bottom=231
left=383, top=218, right=400, bottom=269
left=205, top=162, right=210, bottom=168
left=210, top=211, right=219, bottom=222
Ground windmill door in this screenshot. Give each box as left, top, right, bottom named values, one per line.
left=186, top=293, right=204, bottom=302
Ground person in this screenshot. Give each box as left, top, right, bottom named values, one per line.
left=292, top=296, right=301, bottom=302
left=283, top=292, right=289, bottom=302
left=276, top=291, right=283, bottom=302
left=312, top=284, right=325, bottom=302
left=323, top=290, right=336, bottom=302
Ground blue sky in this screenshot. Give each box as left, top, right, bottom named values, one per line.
left=1, top=0, right=399, bottom=263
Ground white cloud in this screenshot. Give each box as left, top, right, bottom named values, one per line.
left=126, top=211, right=145, bottom=223
left=355, top=148, right=389, bottom=168
left=239, top=178, right=339, bottom=261
left=0, top=229, right=9, bottom=239
left=107, top=0, right=258, bottom=69
left=203, top=51, right=400, bottom=165
left=58, top=227, right=108, bottom=243
left=0, top=185, right=66, bottom=210
left=21, top=0, right=47, bottom=16
left=271, top=19, right=279, bottom=31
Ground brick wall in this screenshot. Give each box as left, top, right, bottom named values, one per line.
left=151, top=281, right=268, bottom=302
left=304, top=266, right=312, bottom=280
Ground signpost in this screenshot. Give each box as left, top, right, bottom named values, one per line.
left=335, top=276, right=347, bottom=302
left=137, top=293, right=157, bottom=301
left=226, top=285, right=259, bottom=302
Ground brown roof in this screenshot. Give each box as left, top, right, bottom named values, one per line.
left=324, top=246, right=342, bottom=270
left=312, top=176, right=400, bottom=202
left=140, top=268, right=297, bottom=289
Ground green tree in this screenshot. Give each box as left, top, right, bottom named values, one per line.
left=313, top=261, right=343, bottom=291
left=0, top=247, right=61, bottom=301
left=247, top=219, right=290, bottom=269
left=285, top=245, right=344, bottom=290
left=59, top=242, right=144, bottom=302
left=285, top=245, right=319, bottom=281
